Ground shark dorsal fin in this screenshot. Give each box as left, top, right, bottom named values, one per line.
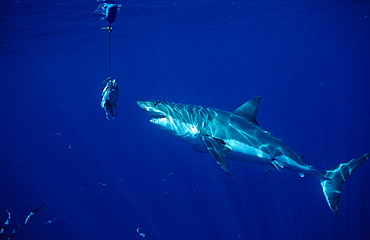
left=233, top=96, right=261, bottom=125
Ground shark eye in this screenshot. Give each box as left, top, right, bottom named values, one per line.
left=153, top=101, right=161, bottom=107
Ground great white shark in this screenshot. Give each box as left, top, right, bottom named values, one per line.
left=137, top=97, right=369, bottom=215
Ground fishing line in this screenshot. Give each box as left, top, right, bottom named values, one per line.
left=107, top=23, right=112, bottom=77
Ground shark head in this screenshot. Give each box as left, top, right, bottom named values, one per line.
left=137, top=100, right=204, bottom=141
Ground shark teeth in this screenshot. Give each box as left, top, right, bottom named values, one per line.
left=150, top=117, right=166, bottom=124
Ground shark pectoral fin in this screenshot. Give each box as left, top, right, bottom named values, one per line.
left=203, top=136, right=232, bottom=176
left=271, top=160, right=284, bottom=172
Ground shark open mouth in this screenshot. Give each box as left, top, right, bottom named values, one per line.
left=147, top=112, right=166, bottom=119
left=142, top=108, right=167, bottom=122
left=137, top=101, right=167, bottom=122
left=148, top=111, right=169, bottom=126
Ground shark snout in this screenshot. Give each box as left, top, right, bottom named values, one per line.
left=136, top=100, right=148, bottom=110
left=136, top=100, right=147, bottom=109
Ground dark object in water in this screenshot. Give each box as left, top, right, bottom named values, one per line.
left=105, top=3, right=118, bottom=24
left=95, top=2, right=120, bottom=24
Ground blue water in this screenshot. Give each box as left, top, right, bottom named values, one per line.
left=1, top=1, right=370, bottom=239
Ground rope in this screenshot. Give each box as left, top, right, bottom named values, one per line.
left=108, top=23, right=112, bottom=78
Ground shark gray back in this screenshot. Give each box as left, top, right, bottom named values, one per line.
left=137, top=97, right=369, bottom=215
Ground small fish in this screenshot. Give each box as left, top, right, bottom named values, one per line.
left=136, top=228, right=146, bottom=238
left=45, top=218, right=56, bottom=225
left=25, top=202, right=45, bottom=224
left=97, top=182, right=107, bottom=187
left=0, top=210, right=11, bottom=237
left=7, top=222, right=20, bottom=240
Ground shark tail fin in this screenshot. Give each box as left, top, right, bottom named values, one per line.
left=320, top=153, right=369, bottom=215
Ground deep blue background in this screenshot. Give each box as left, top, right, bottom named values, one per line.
left=1, top=1, right=369, bottom=239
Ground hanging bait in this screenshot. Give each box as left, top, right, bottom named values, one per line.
left=101, top=78, right=119, bottom=120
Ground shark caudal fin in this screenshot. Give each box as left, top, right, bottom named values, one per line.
left=320, top=153, right=369, bottom=215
